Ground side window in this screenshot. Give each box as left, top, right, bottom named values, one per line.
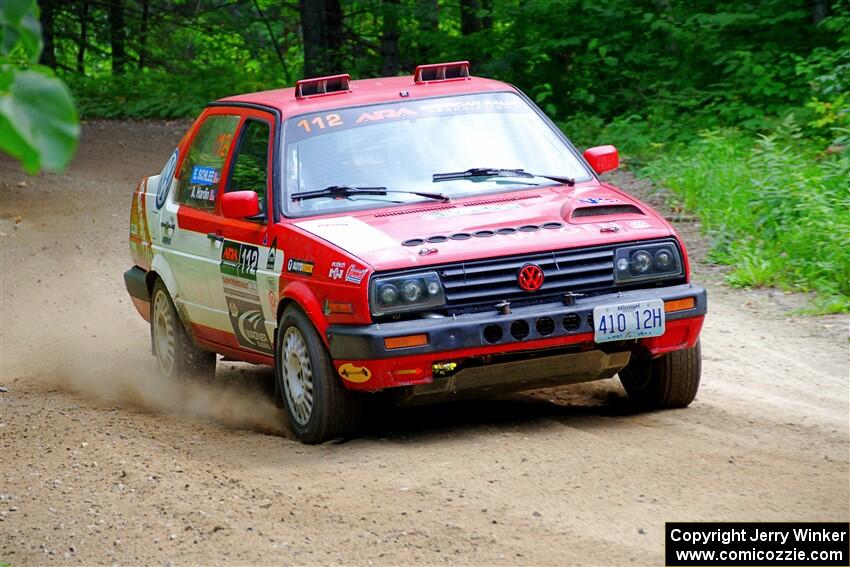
left=227, top=119, right=271, bottom=218
left=176, top=114, right=240, bottom=211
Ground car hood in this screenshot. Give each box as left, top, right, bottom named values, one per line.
left=292, top=182, right=674, bottom=271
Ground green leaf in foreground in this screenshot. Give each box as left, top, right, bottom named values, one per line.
left=0, top=67, right=80, bottom=173
left=0, top=0, right=42, bottom=60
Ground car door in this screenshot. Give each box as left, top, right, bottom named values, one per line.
left=207, top=111, right=281, bottom=357
left=160, top=111, right=241, bottom=339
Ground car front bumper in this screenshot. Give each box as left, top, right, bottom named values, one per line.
left=327, top=283, right=706, bottom=394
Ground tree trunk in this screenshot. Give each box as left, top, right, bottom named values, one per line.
left=460, top=0, right=481, bottom=35
left=325, top=0, right=343, bottom=73
left=812, top=0, right=829, bottom=24
left=138, top=0, right=149, bottom=69
left=381, top=0, right=400, bottom=76
left=109, top=0, right=127, bottom=75
left=77, top=0, right=88, bottom=73
left=300, top=0, right=326, bottom=78
left=38, top=0, right=56, bottom=67
left=299, top=0, right=343, bottom=78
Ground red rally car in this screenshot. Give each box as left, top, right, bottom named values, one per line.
left=125, top=61, right=706, bottom=443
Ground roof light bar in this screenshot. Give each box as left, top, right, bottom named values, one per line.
left=414, top=61, right=471, bottom=84
left=295, top=73, right=351, bottom=100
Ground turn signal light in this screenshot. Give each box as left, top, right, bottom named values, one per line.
left=664, top=297, right=695, bottom=313
left=384, top=334, right=429, bottom=349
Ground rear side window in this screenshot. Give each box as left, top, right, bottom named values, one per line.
left=227, top=119, right=271, bottom=218
left=176, top=114, right=240, bottom=211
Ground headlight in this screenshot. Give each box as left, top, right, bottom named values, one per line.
left=370, top=271, right=446, bottom=316
left=614, top=242, right=682, bottom=284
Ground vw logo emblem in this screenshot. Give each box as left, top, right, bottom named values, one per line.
left=155, top=148, right=179, bottom=209
left=517, top=263, right=545, bottom=292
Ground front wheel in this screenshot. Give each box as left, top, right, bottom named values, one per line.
left=151, top=279, right=216, bottom=380
left=619, top=340, right=702, bottom=409
left=275, top=305, right=363, bottom=443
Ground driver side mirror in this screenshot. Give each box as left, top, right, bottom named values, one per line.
left=583, top=145, right=619, bottom=175
left=221, top=191, right=260, bottom=219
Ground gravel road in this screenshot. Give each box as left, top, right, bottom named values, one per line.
left=1, top=121, right=847, bottom=565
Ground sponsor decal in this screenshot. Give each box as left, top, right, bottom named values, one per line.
left=355, top=107, right=417, bottom=123
left=225, top=296, right=273, bottom=355
left=190, top=165, right=221, bottom=186
left=155, top=148, right=179, bottom=209
left=577, top=197, right=621, bottom=204
left=287, top=258, right=314, bottom=276
left=266, top=237, right=279, bottom=270
left=628, top=220, right=651, bottom=229
left=423, top=203, right=520, bottom=219
left=219, top=241, right=272, bottom=355
left=345, top=265, right=368, bottom=284
left=189, top=186, right=216, bottom=202
left=220, top=240, right=259, bottom=281
left=338, top=363, right=372, bottom=383
left=328, top=261, right=346, bottom=280
left=295, top=216, right=398, bottom=255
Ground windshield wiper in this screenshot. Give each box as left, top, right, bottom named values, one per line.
left=291, top=185, right=450, bottom=202
left=432, top=167, right=575, bottom=186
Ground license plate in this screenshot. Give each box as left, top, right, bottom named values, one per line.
left=593, top=299, right=665, bottom=343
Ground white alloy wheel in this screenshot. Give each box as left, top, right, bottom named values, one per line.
left=282, top=326, right=314, bottom=425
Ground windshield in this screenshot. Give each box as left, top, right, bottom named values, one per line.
left=283, top=92, right=591, bottom=216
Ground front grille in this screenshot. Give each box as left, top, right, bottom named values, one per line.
left=437, top=243, right=619, bottom=310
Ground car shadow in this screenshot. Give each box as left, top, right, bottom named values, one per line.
left=214, top=362, right=643, bottom=444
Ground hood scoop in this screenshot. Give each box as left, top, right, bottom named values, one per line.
left=572, top=204, right=643, bottom=218
left=402, top=221, right=563, bottom=246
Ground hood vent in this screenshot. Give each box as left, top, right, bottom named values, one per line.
left=461, top=194, right=541, bottom=207
left=402, top=221, right=563, bottom=246
left=373, top=193, right=541, bottom=218
left=374, top=204, right=455, bottom=217
left=572, top=204, right=642, bottom=218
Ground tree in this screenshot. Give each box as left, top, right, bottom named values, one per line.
left=460, top=0, right=491, bottom=35
left=381, top=0, right=400, bottom=76
left=108, top=0, right=126, bottom=74
left=77, top=0, right=88, bottom=73
left=37, top=0, right=55, bottom=67
left=300, top=0, right=343, bottom=77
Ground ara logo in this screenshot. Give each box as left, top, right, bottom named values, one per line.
left=266, top=237, right=278, bottom=270
left=155, top=148, right=179, bottom=209
left=355, top=107, right=417, bottom=123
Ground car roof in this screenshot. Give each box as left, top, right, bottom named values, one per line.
left=216, top=75, right=518, bottom=117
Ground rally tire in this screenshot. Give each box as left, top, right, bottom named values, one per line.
left=275, top=305, right=363, bottom=444
left=150, top=279, right=216, bottom=381
left=619, top=341, right=701, bottom=409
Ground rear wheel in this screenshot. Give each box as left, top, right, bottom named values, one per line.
left=151, top=279, right=216, bottom=380
left=275, top=305, right=363, bottom=443
left=619, top=341, right=701, bottom=408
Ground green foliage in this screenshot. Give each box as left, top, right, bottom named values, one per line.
left=0, top=0, right=79, bottom=174
left=640, top=118, right=850, bottom=312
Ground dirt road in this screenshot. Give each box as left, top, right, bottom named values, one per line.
left=1, top=121, right=848, bottom=566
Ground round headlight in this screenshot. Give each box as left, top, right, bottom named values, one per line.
left=654, top=249, right=675, bottom=270
left=616, top=258, right=629, bottom=272
left=631, top=250, right=652, bottom=274
left=426, top=280, right=441, bottom=296
left=400, top=280, right=423, bottom=302
left=379, top=284, right=399, bottom=305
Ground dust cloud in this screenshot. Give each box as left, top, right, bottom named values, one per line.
left=14, top=325, right=290, bottom=437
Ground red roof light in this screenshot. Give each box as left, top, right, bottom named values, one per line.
left=414, top=61, right=471, bottom=84
left=295, top=74, right=352, bottom=100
